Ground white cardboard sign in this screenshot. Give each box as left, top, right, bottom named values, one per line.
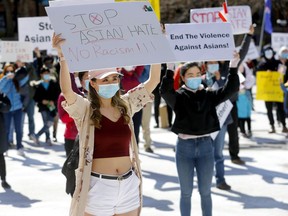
left=236, top=40, right=259, bottom=61
left=45, top=2, right=175, bottom=71
left=272, top=33, right=288, bottom=53
left=211, top=100, right=233, bottom=140
left=0, top=41, right=33, bottom=62
left=190, top=6, right=252, bottom=35
left=18, top=16, right=55, bottom=54
left=165, top=23, right=235, bottom=62
left=49, top=0, right=114, bottom=7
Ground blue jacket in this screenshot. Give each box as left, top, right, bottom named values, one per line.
left=281, top=83, right=288, bottom=115
left=0, top=75, right=24, bottom=111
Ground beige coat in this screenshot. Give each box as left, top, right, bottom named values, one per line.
left=62, top=84, right=153, bottom=216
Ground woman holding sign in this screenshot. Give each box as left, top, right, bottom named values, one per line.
left=52, top=33, right=160, bottom=216
left=160, top=52, right=240, bottom=216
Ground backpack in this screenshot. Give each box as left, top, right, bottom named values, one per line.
left=61, top=136, right=79, bottom=196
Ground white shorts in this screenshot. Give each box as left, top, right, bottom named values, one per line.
left=85, top=169, right=140, bottom=216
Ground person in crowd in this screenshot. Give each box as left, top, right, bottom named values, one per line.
left=153, top=63, right=173, bottom=128
left=0, top=92, right=11, bottom=189
left=31, top=67, right=61, bottom=146
left=225, top=25, right=254, bottom=165
left=119, top=65, right=144, bottom=145
left=257, top=45, right=288, bottom=133
left=58, top=73, right=83, bottom=156
left=53, top=33, right=161, bottom=216
left=160, top=51, right=240, bottom=216
left=140, top=65, right=154, bottom=153
left=0, top=64, right=25, bottom=156
left=236, top=72, right=253, bottom=138
left=173, top=63, right=184, bottom=90
left=203, top=60, right=233, bottom=191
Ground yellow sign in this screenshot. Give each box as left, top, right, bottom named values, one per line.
left=115, top=0, right=160, bottom=20
left=256, top=71, right=284, bottom=102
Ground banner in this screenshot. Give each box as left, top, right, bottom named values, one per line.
left=272, top=33, right=288, bottom=53
left=165, top=22, right=235, bottom=62
left=18, top=16, right=55, bottom=54
left=236, top=40, right=259, bottom=61
left=256, top=71, right=284, bottom=102
left=190, top=6, right=252, bottom=35
left=0, top=41, right=33, bottom=62
left=45, top=2, right=174, bottom=72
left=211, top=100, right=233, bottom=140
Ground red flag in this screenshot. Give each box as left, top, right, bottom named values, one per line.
left=218, top=2, right=229, bottom=22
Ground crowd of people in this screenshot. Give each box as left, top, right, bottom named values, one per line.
left=0, top=25, right=288, bottom=216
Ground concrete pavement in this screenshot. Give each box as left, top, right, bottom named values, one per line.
left=1, top=98, right=288, bottom=216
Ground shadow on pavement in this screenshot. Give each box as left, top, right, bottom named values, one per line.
left=0, top=189, right=40, bottom=207
left=213, top=190, right=288, bottom=210
left=143, top=195, right=174, bottom=211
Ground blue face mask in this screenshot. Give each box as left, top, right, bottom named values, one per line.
left=85, top=80, right=90, bottom=91
left=281, top=53, right=288, bottom=59
left=207, top=63, right=219, bottom=73
left=97, top=83, right=120, bottom=99
left=43, top=74, right=50, bottom=81
left=186, top=77, right=202, bottom=90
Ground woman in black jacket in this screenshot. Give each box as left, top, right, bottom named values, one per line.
left=160, top=52, right=240, bottom=216
left=0, top=93, right=11, bottom=189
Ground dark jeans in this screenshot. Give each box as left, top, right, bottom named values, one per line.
left=265, top=102, right=286, bottom=127
left=0, top=153, right=6, bottom=181
left=132, top=110, right=143, bottom=145
left=4, top=109, right=23, bottom=150
left=227, top=103, right=240, bottom=160
left=24, top=99, right=35, bottom=136
left=64, top=138, right=75, bottom=157
left=238, top=118, right=251, bottom=134
left=36, top=110, right=54, bottom=140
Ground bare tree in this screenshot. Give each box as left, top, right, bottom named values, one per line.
left=2, top=0, right=14, bottom=37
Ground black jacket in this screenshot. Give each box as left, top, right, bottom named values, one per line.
left=160, top=68, right=239, bottom=135
left=0, top=93, right=11, bottom=153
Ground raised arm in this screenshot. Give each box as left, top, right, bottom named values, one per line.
left=143, top=64, right=161, bottom=94
left=52, top=33, right=77, bottom=105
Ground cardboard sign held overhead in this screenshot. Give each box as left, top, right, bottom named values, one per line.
left=190, top=6, right=252, bottom=35
left=165, top=22, right=235, bottom=62
left=0, top=41, right=33, bottom=63
left=45, top=2, right=174, bottom=72
left=18, top=16, right=55, bottom=54
left=272, top=33, right=288, bottom=53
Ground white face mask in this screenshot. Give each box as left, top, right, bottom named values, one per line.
left=123, top=66, right=134, bottom=71
left=74, top=77, right=82, bottom=88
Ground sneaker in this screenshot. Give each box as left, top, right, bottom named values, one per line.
left=154, top=124, right=159, bottom=128
left=17, top=148, right=25, bottom=157
left=46, top=139, right=52, bottom=146
left=30, top=134, right=40, bottom=145
left=282, top=127, right=288, bottom=133
left=1, top=181, right=11, bottom=189
left=216, top=182, right=231, bottom=190
left=52, top=137, right=58, bottom=142
left=145, top=147, right=154, bottom=153
left=231, top=158, right=245, bottom=165
left=269, top=126, right=276, bottom=134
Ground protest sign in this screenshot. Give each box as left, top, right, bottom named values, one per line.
left=0, top=41, right=33, bottom=62
left=236, top=40, right=259, bottom=61
left=211, top=100, right=233, bottom=140
left=165, top=22, right=235, bottom=62
left=18, top=16, right=55, bottom=54
left=45, top=2, right=174, bottom=72
left=49, top=0, right=114, bottom=7
left=190, top=6, right=252, bottom=35
left=272, top=33, right=288, bottom=52
left=256, top=71, right=284, bottom=102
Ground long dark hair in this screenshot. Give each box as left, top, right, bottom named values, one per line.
left=3, top=64, right=20, bottom=92
left=88, top=81, right=130, bottom=129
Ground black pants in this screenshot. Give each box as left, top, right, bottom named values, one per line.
left=132, top=110, right=143, bottom=145
left=227, top=103, right=240, bottom=160
left=154, top=90, right=173, bottom=127
left=0, top=153, right=6, bottom=181
left=64, top=138, right=76, bottom=157
left=265, top=102, right=286, bottom=127
left=238, top=118, right=251, bottom=134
